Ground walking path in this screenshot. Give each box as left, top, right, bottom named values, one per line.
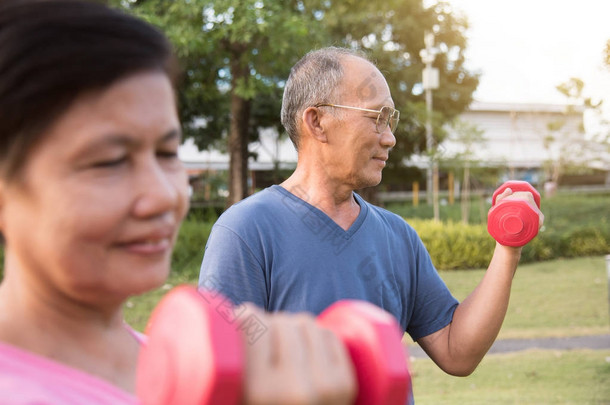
left=408, top=334, right=610, bottom=358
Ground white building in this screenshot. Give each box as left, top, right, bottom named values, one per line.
left=180, top=101, right=609, bottom=189
left=180, top=127, right=297, bottom=173
left=440, top=101, right=594, bottom=167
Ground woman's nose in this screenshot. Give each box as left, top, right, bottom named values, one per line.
left=132, top=159, right=186, bottom=219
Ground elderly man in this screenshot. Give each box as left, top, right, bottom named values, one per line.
left=200, top=47, right=542, bottom=385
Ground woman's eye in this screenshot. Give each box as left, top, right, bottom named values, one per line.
left=92, top=157, right=127, bottom=168
left=157, top=150, right=178, bottom=159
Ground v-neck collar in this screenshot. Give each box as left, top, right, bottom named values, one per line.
left=272, top=185, right=368, bottom=239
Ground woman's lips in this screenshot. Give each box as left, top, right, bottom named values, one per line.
left=119, top=238, right=171, bottom=255
left=117, top=228, right=175, bottom=255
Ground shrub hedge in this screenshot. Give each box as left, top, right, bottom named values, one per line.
left=171, top=191, right=610, bottom=273
left=408, top=218, right=609, bottom=270
left=1, top=193, right=608, bottom=277
left=168, top=214, right=610, bottom=275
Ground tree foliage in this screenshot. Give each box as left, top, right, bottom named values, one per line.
left=115, top=0, right=479, bottom=201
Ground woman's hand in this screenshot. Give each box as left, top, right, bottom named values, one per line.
left=241, top=305, right=356, bottom=405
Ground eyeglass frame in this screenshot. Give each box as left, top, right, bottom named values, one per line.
left=314, top=103, right=400, bottom=134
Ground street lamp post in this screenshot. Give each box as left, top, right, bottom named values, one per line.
left=420, top=32, right=440, bottom=220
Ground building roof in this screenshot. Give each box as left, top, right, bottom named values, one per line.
left=468, top=101, right=585, bottom=114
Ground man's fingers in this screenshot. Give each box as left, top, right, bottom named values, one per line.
left=493, top=188, right=544, bottom=229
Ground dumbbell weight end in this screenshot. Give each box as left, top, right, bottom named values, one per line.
left=488, top=181, right=541, bottom=247
left=317, top=301, right=412, bottom=405
left=136, top=286, right=244, bottom=405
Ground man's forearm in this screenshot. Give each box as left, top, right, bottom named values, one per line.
left=418, top=243, right=522, bottom=376
left=448, top=243, right=521, bottom=370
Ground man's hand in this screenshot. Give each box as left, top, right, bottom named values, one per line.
left=494, top=187, right=545, bottom=230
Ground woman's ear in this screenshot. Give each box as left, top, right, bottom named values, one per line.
left=301, top=106, right=328, bottom=144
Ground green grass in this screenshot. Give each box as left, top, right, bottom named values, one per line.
left=405, top=256, right=610, bottom=404
left=411, top=349, right=610, bottom=404
left=438, top=256, right=610, bottom=339
left=124, top=272, right=199, bottom=332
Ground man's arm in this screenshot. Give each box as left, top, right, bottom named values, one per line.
left=417, top=189, right=543, bottom=376
left=417, top=243, right=520, bottom=376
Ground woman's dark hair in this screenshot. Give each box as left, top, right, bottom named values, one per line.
left=0, top=0, right=179, bottom=179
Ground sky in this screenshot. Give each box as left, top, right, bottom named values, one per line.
left=443, top=0, right=610, bottom=108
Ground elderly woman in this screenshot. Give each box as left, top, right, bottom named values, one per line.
left=0, top=1, right=355, bottom=404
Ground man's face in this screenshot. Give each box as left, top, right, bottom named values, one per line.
left=321, top=56, right=397, bottom=190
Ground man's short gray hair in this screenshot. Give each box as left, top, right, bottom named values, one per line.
left=280, top=47, right=372, bottom=150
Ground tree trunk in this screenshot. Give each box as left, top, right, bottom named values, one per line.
left=227, top=56, right=251, bottom=208
left=461, top=162, right=470, bottom=224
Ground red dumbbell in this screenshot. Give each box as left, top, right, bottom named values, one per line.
left=136, top=285, right=411, bottom=405
left=136, top=286, right=244, bottom=405
left=487, top=180, right=541, bottom=247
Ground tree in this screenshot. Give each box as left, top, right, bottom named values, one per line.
left=443, top=119, right=486, bottom=223
left=120, top=0, right=324, bottom=206
left=543, top=77, right=608, bottom=185
left=118, top=0, right=479, bottom=206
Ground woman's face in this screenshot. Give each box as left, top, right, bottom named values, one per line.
left=0, top=72, right=189, bottom=306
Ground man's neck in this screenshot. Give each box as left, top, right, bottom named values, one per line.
left=281, top=167, right=360, bottom=231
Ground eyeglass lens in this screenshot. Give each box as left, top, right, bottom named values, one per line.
left=377, top=107, right=399, bottom=133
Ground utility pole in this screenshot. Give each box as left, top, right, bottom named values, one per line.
left=606, top=255, right=610, bottom=326
left=420, top=32, right=440, bottom=220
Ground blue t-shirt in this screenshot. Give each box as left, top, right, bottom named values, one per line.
left=199, top=185, right=458, bottom=341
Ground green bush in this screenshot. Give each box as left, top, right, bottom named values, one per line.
left=519, top=231, right=557, bottom=262
left=559, top=227, right=609, bottom=258
left=170, top=220, right=213, bottom=279
left=385, top=192, right=610, bottom=270
left=408, top=218, right=609, bottom=270
left=408, top=219, right=494, bottom=270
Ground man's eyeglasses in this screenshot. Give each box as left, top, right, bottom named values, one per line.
left=315, top=103, right=400, bottom=134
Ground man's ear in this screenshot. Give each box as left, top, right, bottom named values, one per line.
left=301, top=106, right=328, bottom=144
